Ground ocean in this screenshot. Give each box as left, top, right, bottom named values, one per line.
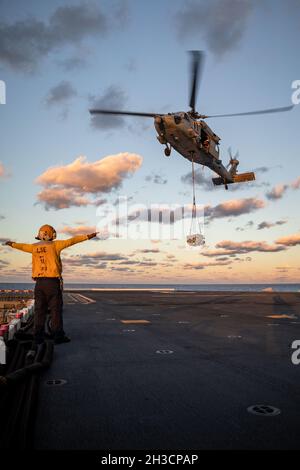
left=0, top=282, right=299, bottom=292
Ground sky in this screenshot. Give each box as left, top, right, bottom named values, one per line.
left=0, top=0, right=299, bottom=284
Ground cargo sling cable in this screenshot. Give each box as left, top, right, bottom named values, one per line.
left=187, top=153, right=205, bottom=247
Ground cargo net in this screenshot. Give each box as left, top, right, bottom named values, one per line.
left=187, top=155, right=205, bottom=247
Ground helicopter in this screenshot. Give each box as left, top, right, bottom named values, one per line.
left=89, top=51, right=294, bottom=190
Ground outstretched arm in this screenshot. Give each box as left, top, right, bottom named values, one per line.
left=55, top=233, right=98, bottom=252
left=4, top=241, right=33, bottom=253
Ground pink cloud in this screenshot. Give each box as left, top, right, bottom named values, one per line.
left=291, top=177, right=300, bottom=190
left=275, top=233, right=300, bottom=246
left=36, top=187, right=90, bottom=210
left=36, top=153, right=142, bottom=193
left=36, top=153, right=142, bottom=209
left=266, top=184, right=288, bottom=200
left=58, top=225, right=96, bottom=236
left=184, top=260, right=232, bottom=270
left=0, top=162, right=10, bottom=179
left=216, top=240, right=286, bottom=254
left=201, top=248, right=235, bottom=257
left=206, top=197, right=265, bottom=219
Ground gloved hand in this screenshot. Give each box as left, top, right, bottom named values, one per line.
left=87, top=232, right=98, bottom=239
left=4, top=241, right=13, bottom=247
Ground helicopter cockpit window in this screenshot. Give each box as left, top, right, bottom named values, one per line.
left=174, top=115, right=181, bottom=124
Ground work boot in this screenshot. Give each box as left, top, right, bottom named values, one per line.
left=55, top=335, right=71, bottom=344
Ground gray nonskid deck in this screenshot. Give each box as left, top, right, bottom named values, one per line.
left=34, top=291, right=300, bottom=450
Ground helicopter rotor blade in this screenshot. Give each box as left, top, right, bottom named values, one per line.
left=204, top=105, right=294, bottom=119
left=189, top=50, right=205, bottom=113
left=89, top=109, right=157, bottom=118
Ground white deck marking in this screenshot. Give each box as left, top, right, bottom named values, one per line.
left=66, top=293, right=96, bottom=304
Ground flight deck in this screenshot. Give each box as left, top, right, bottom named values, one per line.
left=33, top=290, right=300, bottom=450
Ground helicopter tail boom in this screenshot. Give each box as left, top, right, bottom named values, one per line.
left=212, top=172, right=255, bottom=186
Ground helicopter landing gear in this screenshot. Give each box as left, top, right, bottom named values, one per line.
left=164, top=145, right=171, bottom=157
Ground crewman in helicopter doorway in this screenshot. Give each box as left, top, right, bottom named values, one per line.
left=5, top=224, right=97, bottom=346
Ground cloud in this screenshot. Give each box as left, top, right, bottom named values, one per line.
left=253, top=165, right=282, bottom=174
left=36, top=187, right=90, bottom=210
left=174, top=0, right=254, bottom=56
left=110, top=266, right=135, bottom=272
left=235, top=220, right=254, bottom=231
left=114, top=0, right=130, bottom=27
left=49, top=3, right=107, bottom=41
left=257, top=220, right=287, bottom=230
left=124, top=58, right=137, bottom=73
left=201, top=248, right=235, bottom=257
left=145, top=173, right=167, bottom=185
left=36, top=153, right=142, bottom=209
left=117, top=260, right=158, bottom=268
left=253, top=166, right=269, bottom=174
left=0, top=215, right=5, bottom=221
left=0, top=237, right=15, bottom=244
left=58, top=225, right=96, bottom=237
left=58, top=55, right=88, bottom=71
left=266, top=184, right=288, bottom=200
left=37, top=154, right=142, bottom=192
left=90, top=86, right=128, bottom=129
left=0, top=259, right=10, bottom=268
left=228, top=181, right=270, bottom=192
left=63, top=251, right=129, bottom=267
left=206, top=197, right=265, bottom=220
left=265, top=176, right=300, bottom=200
left=114, top=198, right=263, bottom=232
left=275, top=265, right=294, bottom=272
left=45, top=80, right=77, bottom=106
left=184, top=259, right=232, bottom=270
left=275, top=233, right=300, bottom=247
left=0, top=3, right=109, bottom=72
left=0, top=162, right=10, bottom=179
left=291, top=176, right=300, bottom=190
left=134, top=248, right=160, bottom=254
left=216, top=240, right=286, bottom=254
left=166, top=254, right=176, bottom=260
left=181, top=169, right=214, bottom=191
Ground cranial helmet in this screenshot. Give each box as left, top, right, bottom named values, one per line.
left=36, top=224, right=57, bottom=241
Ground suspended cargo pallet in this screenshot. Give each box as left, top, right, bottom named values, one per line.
left=186, top=233, right=205, bottom=247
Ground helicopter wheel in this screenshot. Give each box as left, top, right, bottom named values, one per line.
left=164, top=146, right=171, bottom=157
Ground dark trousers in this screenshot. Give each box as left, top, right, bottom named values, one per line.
left=34, top=277, right=65, bottom=344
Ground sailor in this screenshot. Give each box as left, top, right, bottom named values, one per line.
left=5, top=225, right=97, bottom=345
left=203, top=137, right=210, bottom=152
